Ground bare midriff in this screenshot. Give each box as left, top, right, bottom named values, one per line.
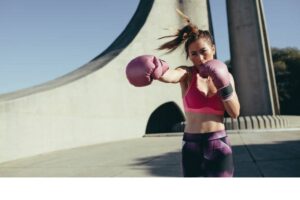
left=184, top=111, right=225, bottom=133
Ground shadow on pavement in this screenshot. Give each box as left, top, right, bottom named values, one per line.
left=130, top=140, right=300, bottom=177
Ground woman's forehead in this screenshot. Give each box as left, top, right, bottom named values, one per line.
left=189, top=39, right=211, bottom=50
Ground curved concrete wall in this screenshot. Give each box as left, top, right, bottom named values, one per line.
left=0, top=0, right=211, bottom=163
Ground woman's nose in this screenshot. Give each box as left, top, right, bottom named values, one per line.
left=198, top=55, right=205, bottom=64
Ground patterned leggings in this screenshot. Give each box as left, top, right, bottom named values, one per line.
left=182, top=130, right=234, bottom=177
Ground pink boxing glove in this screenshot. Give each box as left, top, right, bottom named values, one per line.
left=198, top=59, right=233, bottom=101
left=125, top=55, right=169, bottom=87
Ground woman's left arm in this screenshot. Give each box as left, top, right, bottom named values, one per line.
left=223, top=73, right=240, bottom=119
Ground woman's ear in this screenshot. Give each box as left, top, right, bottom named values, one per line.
left=186, top=51, right=191, bottom=61
left=212, top=44, right=216, bottom=56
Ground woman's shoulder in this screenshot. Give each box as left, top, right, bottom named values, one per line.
left=175, top=65, right=188, bottom=71
left=176, top=66, right=195, bottom=86
left=175, top=65, right=195, bottom=74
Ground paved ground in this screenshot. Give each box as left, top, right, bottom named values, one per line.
left=0, top=129, right=300, bottom=177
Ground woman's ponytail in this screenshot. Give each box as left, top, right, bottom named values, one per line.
left=158, top=9, right=214, bottom=58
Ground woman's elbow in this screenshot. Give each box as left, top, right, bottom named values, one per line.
left=229, top=110, right=240, bottom=119
left=225, top=95, right=240, bottom=119
left=225, top=104, right=240, bottom=119
left=230, top=105, right=240, bottom=119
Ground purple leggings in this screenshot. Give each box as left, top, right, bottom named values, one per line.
left=182, top=130, right=234, bottom=177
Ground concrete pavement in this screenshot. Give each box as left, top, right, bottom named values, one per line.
left=0, top=129, right=300, bottom=177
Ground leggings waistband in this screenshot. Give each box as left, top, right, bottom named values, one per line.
left=183, top=130, right=227, bottom=142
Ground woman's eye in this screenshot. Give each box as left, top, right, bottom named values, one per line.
left=200, top=49, right=206, bottom=54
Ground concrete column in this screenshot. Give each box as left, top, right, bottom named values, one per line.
left=177, top=0, right=212, bottom=30
left=226, top=0, right=280, bottom=116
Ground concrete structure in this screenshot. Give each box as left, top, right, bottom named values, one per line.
left=0, top=0, right=213, bottom=163
left=227, top=0, right=280, bottom=116
left=224, top=115, right=293, bottom=130
left=1, top=0, right=299, bottom=170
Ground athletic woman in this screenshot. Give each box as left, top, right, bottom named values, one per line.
left=126, top=11, right=240, bottom=177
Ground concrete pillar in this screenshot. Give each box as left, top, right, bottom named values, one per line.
left=178, top=0, right=213, bottom=30
left=226, top=0, right=280, bottom=116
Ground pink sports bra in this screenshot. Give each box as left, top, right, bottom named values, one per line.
left=183, top=68, right=225, bottom=115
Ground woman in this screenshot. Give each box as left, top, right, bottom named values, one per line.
left=126, top=13, right=240, bottom=177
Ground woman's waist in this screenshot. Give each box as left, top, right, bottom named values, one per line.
left=183, top=129, right=227, bottom=142
left=184, top=123, right=225, bottom=134
left=185, top=112, right=224, bottom=123
left=184, top=115, right=225, bottom=133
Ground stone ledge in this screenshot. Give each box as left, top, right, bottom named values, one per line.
left=144, top=127, right=300, bottom=137
left=224, top=115, right=300, bottom=130
left=147, top=115, right=300, bottom=135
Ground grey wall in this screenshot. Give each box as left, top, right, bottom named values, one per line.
left=0, top=0, right=212, bottom=163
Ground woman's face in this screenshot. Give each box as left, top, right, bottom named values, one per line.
left=188, top=38, right=215, bottom=66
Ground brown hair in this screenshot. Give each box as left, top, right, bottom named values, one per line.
left=158, top=9, right=214, bottom=59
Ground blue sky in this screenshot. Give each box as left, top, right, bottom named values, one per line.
left=0, top=0, right=299, bottom=94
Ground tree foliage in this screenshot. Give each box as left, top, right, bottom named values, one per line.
left=272, top=47, right=300, bottom=115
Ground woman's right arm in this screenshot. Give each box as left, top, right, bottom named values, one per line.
left=158, top=66, right=188, bottom=84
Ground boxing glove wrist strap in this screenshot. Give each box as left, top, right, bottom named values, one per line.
left=218, top=84, right=233, bottom=101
